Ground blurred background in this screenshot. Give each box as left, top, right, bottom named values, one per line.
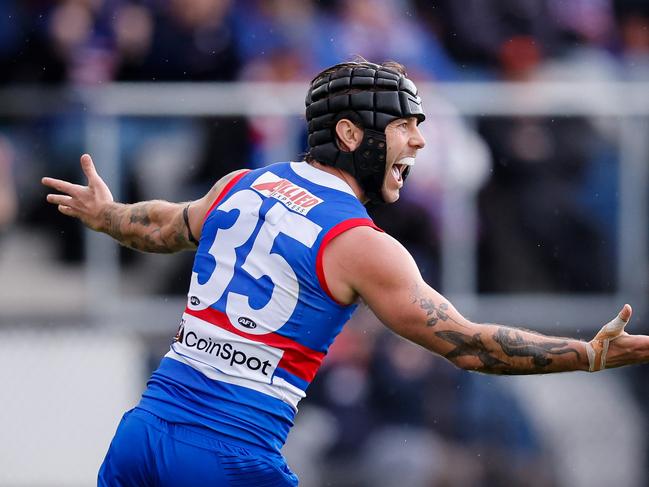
left=1, top=0, right=649, bottom=485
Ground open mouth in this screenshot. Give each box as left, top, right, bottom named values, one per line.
left=390, top=157, right=415, bottom=184
left=391, top=163, right=406, bottom=183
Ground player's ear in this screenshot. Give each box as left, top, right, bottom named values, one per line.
left=335, top=119, right=363, bottom=152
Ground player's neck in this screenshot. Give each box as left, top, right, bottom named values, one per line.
left=307, top=160, right=368, bottom=203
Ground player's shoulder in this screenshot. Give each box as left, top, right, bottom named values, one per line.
left=191, top=168, right=251, bottom=222
left=322, top=222, right=417, bottom=302
left=209, top=169, right=250, bottom=198
left=325, top=224, right=404, bottom=263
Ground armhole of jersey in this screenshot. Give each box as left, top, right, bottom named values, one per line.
left=204, top=170, right=251, bottom=220
left=316, top=218, right=384, bottom=306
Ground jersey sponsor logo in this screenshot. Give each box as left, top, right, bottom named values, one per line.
left=173, top=315, right=283, bottom=384
left=190, top=296, right=200, bottom=306
left=251, top=172, right=323, bottom=215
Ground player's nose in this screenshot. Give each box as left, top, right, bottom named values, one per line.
left=410, top=124, right=426, bottom=150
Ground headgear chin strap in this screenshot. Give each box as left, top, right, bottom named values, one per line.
left=305, top=62, right=426, bottom=204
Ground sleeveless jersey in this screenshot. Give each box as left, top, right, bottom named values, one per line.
left=138, top=161, right=381, bottom=454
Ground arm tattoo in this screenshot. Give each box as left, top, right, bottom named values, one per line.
left=419, top=298, right=450, bottom=327
left=435, top=330, right=509, bottom=368
left=410, top=286, right=582, bottom=374
left=413, top=292, right=463, bottom=329
left=493, top=328, right=580, bottom=367
left=102, top=201, right=191, bottom=253
left=129, top=204, right=152, bottom=226
left=102, top=205, right=124, bottom=242
left=436, top=326, right=581, bottom=374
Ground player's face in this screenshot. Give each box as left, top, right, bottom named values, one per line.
left=381, top=117, right=426, bottom=203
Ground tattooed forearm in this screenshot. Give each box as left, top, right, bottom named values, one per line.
left=434, top=324, right=584, bottom=374
left=129, top=204, right=152, bottom=226
left=493, top=328, right=580, bottom=367
left=435, top=330, right=508, bottom=368
left=100, top=201, right=194, bottom=253
left=403, top=277, right=585, bottom=374
left=102, top=205, right=125, bottom=242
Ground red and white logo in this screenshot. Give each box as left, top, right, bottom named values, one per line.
left=251, top=172, right=323, bottom=215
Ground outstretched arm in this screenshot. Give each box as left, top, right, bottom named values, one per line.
left=42, top=154, right=246, bottom=253
left=323, top=226, right=649, bottom=374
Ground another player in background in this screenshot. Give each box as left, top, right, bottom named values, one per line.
left=43, top=61, right=649, bottom=487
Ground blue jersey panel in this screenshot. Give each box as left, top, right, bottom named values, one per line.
left=140, top=358, right=294, bottom=453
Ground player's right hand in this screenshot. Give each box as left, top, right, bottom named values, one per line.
left=42, top=154, right=114, bottom=232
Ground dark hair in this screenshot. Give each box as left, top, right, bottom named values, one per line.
left=309, top=58, right=408, bottom=85
left=303, top=59, right=409, bottom=163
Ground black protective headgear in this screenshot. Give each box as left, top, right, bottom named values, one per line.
left=305, top=61, right=426, bottom=204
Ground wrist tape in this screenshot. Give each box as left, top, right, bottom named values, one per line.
left=585, top=314, right=628, bottom=372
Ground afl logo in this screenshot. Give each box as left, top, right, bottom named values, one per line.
left=190, top=296, right=200, bottom=306
left=237, top=317, right=257, bottom=329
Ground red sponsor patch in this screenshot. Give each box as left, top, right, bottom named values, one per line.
left=252, top=172, right=323, bottom=215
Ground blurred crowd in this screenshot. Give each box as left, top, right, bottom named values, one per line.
left=2, top=1, right=649, bottom=485
left=0, top=0, right=648, bottom=85
left=0, top=0, right=647, bottom=288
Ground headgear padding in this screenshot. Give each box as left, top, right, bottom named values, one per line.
left=305, top=62, right=426, bottom=204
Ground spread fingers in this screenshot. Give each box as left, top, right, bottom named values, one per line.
left=41, top=177, right=85, bottom=196
left=57, top=205, right=79, bottom=218
left=46, top=194, right=73, bottom=206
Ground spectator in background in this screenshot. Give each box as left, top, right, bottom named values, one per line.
left=0, top=0, right=68, bottom=84
left=315, top=0, right=459, bottom=81
left=615, top=1, right=649, bottom=80
left=425, top=0, right=565, bottom=78
left=536, top=0, right=620, bottom=82
left=111, top=2, right=154, bottom=79
left=477, top=36, right=613, bottom=293
left=233, top=0, right=320, bottom=71
left=108, top=0, right=245, bottom=184
left=233, top=0, right=321, bottom=168
left=113, top=0, right=239, bottom=81
left=108, top=0, right=245, bottom=200
left=109, top=0, right=249, bottom=295
left=239, top=35, right=314, bottom=168
left=51, top=0, right=117, bottom=85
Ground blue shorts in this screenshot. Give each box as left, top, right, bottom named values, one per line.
left=98, top=408, right=298, bottom=487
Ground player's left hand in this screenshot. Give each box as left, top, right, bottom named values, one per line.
left=42, top=154, right=114, bottom=232
left=587, top=304, right=649, bottom=370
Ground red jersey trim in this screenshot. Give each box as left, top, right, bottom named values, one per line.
left=185, top=306, right=325, bottom=383
left=315, top=218, right=384, bottom=306
left=204, top=170, right=251, bottom=220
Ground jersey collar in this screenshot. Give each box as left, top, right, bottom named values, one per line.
left=290, top=162, right=356, bottom=197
